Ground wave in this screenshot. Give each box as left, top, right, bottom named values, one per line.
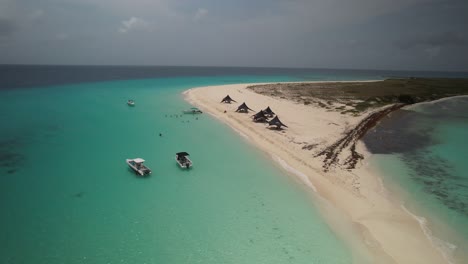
left=271, top=155, right=317, bottom=192
left=401, top=205, right=456, bottom=264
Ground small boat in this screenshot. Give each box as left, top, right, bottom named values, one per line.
left=127, top=100, right=135, bottom=106
left=126, top=158, right=151, bottom=176
left=175, top=152, right=193, bottom=169
left=183, top=107, right=202, bottom=114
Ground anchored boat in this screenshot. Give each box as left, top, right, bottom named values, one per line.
left=175, top=152, right=193, bottom=169
left=127, top=100, right=135, bottom=106
left=126, top=158, right=151, bottom=176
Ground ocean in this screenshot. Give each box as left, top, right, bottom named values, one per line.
left=0, top=65, right=466, bottom=263
left=364, top=97, right=468, bottom=263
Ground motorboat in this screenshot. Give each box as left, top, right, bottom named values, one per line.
left=175, top=152, right=193, bottom=169
left=126, top=158, right=151, bottom=176
left=127, top=100, right=135, bottom=106
left=182, top=107, right=202, bottom=114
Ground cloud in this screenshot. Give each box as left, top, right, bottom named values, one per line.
left=395, top=32, right=468, bottom=49
left=194, top=8, right=208, bottom=21
left=425, top=46, right=441, bottom=58
left=118, top=17, right=149, bottom=33
left=56, top=33, right=69, bottom=41
left=0, top=18, right=16, bottom=36
left=29, top=9, right=45, bottom=21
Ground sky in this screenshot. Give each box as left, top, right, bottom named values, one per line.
left=0, top=0, right=467, bottom=71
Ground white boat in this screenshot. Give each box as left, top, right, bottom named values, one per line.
left=175, top=152, right=193, bottom=169
left=182, top=107, right=202, bottom=114
left=127, top=100, right=135, bottom=106
left=126, top=158, right=151, bottom=176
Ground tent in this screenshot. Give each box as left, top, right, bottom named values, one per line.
left=263, top=106, right=275, bottom=117
left=236, top=102, right=254, bottom=113
left=252, top=110, right=268, bottom=123
left=221, top=95, right=237, bottom=104
left=267, top=116, right=288, bottom=129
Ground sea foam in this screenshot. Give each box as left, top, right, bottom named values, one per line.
left=401, top=205, right=456, bottom=264
left=271, top=155, right=317, bottom=192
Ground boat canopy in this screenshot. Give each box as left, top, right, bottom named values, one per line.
left=133, top=158, right=145, bottom=163
left=176, top=152, right=190, bottom=157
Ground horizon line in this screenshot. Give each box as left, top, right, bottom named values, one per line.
left=0, top=63, right=466, bottom=74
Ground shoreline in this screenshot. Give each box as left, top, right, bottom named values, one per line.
left=184, top=82, right=453, bottom=264
left=403, top=94, right=468, bottom=110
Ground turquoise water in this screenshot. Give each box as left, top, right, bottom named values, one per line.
left=369, top=98, right=468, bottom=263
left=1, top=76, right=359, bottom=263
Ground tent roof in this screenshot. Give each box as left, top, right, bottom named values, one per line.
left=133, top=158, right=145, bottom=163
left=268, top=116, right=288, bottom=127
left=176, top=152, right=190, bottom=157
left=263, top=106, right=275, bottom=114
left=236, top=102, right=253, bottom=111
left=253, top=110, right=266, bottom=118
left=221, top=95, right=236, bottom=102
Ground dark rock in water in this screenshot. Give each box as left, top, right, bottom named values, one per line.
left=0, top=138, right=26, bottom=173
left=73, top=191, right=86, bottom=198
left=401, top=151, right=468, bottom=216
left=364, top=104, right=468, bottom=216
left=363, top=109, right=433, bottom=154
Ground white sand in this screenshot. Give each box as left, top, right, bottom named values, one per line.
left=184, top=82, right=451, bottom=264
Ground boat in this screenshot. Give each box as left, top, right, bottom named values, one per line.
left=127, top=100, right=135, bottom=106
left=182, top=107, right=202, bottom=114
left=175, top=152, right=193, bottom=169
left=126, top=158, right=151, bottom=176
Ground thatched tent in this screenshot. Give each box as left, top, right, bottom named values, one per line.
left=221, top=95, right=237, bottom=104
left=252, top=110, right=268, bottom=123
left=236, top=102, right=253, bottom=113
left=263, top=106, right=275, bottom=117
left=268, top=116, right=288, bottom=129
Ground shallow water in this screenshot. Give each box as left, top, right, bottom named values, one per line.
left=0, top=76, right=360, bottom=263
left=2, top=65, right=466, bottom=263
left=365, top=97, right=468, bottom=263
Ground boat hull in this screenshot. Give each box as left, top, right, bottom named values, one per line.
left=126, top=159, right=151, bottom=176
left=175, top=156, right=193, bottom=169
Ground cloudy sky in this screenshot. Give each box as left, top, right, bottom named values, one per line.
left=0, top=0, right=467, bottom=71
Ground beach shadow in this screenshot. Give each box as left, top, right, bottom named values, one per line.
left=267, top=127, right=286, bottom=131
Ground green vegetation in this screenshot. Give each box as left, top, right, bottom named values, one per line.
left=248, top=78, right=468, bottom=114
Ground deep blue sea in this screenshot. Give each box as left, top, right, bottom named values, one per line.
left=1, top=65, right=467, bottom=263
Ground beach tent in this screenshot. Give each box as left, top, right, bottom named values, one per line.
left=268, top=116, right=288, bottom=129
left=263, top=106, right=275, bottom=117
left=236, top=102, right=254, bottom=113
left=221, top=95, right=237, bottom=103
left=252, top=110, right=268, bottom=123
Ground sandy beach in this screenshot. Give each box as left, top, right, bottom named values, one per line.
left=184, top=82, right=451, bottom=264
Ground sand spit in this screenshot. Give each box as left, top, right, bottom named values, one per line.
left=184, top=82, right=451, bottom=264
